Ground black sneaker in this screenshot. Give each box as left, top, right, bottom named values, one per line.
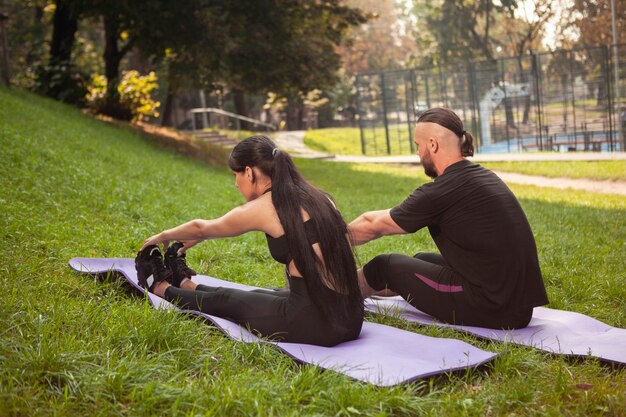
left=135, top=245, right=172, bottom=292
left=164, top=242, right=197, bottom=287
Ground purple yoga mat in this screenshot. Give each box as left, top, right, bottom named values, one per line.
left=365, top=296, right=626, bottom=365
left=69, top=257, right=497, bottom=386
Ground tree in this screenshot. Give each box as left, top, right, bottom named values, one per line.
left=0, top=1, right=10, bottom=85
left=203, top=0, right=367, bottom=129
left=570, top=0, right=626, bottom=46
left=83, top=0, right=213, bottom=119
left=4, top=1, right=52, bottom=89
left=36, top=0, right=84, bottom=102
left=337, top=0, right=415, bottom=74
left=31, top=0, right=367, bottom=126
left=499, top=0, right=554, bottom=123
left=410, top=0, right=518, bottom=64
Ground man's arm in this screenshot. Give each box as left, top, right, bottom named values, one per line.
left=348, top=209, right=408, bottom=246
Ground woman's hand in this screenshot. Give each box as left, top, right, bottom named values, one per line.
left=177, top=239, right=203, bottom=254
left=141, top=232, right=170, bottom=251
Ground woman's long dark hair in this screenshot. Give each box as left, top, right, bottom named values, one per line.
left=417, top=107, right=475, bottom=156
left=228, top=135, right=362, bottom=320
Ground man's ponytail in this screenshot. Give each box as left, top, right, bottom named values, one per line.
left=461, top=131, right=475, bottom=157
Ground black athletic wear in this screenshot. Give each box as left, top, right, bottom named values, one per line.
left=364, top=159, right=548, bottom=328
left=266, top=219, right=318, bottom=264
left=163, top=222, right=363, bottom=347
left=135, top=245, right=172, bottom=291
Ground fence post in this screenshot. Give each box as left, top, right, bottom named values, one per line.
left=602, top=45, right=615, bottom=151
left=355, top=75, right=367, bottom=155
left=199, top=90, right=209, bottom=130
left=404, top=70, right=415, bottom=153
left=380, top=72, right=391, bottom=155
left=567, top=50, right=578, bottom=148
left=468, top=62, right=480, bottom=152
left=532, top=52, right=543, bottom=152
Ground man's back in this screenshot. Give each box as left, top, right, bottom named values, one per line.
left=390, top=160, right=549, bottom=311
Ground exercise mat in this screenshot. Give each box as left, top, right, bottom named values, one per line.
left=69, top=257, right=498, bottom=386
left=365, top=296, right=626, bottom=365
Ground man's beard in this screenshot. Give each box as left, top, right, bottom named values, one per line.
left=421, top=151, right=438, bottom=178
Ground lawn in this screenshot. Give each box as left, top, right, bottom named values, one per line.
left=215, top=128, right=275, bottom=142
left=480, top=160, right=626, bottom=182
left=304, top=125, right=414, bottom=156
left=304, top=126, right=362, bottom=155
left=1, top=87, right=625, bottom=416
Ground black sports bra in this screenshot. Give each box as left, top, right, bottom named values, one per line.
left=265, top=219, right=320, bottom=264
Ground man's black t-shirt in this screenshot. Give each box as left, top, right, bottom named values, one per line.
left=390, top=159, right=549, bottom=312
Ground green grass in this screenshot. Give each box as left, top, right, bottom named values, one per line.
left=1, top=87, right=625, bottom=416
left=214, top=128, right=275, bottom=142
left=304, top=125, right=414, bottom=156
left=480, top=161, right=626, bottom=182
left=304, top=127, right=362, bottom=155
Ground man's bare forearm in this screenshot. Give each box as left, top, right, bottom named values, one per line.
left=348, top=209, right=407, bottom=246
left=348, top=214, right=380, bottom=245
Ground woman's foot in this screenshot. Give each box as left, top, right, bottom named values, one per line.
left=164, top=242, right=197, bottom=287
left=135, top=245, right=172, bottom=293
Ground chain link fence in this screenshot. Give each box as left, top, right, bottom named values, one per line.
left=355, top=45, right=626, bottom=154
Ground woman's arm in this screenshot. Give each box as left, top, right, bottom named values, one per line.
left=348, top=209, right=408, bottom=246
left=141, top=201, right=265, bottom=251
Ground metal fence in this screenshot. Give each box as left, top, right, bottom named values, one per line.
left=355, top=44, right=626, bottom=154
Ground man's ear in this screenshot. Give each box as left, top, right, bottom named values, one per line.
left=429, top=137, right=440, bottom=153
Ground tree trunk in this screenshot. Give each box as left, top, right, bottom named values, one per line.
left=49, top=0, right=77, bottom=66
left=102, top=15, right=130, bottom=119
left=160, top=86, right=175, bottom=127
left=232, top=88, right=249, bottom=130
left=40, top=0, right=79, bottom=100
left=0, top=3, right=10, bottom=86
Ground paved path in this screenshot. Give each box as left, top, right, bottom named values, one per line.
left=335, top=152, right=626, bottom=163
left=272, top=131, right=626, bottom=196
left=492, top=172, right=626, bottom=196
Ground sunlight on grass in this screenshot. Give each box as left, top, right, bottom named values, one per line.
left=482, top=160, right=626, bottom=182
left=304, top=125, right=414, bottom=156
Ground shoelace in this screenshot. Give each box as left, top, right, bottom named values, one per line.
left=172, top=255, right=194, bottom=275
left=149, top=253, right=169, bottom=276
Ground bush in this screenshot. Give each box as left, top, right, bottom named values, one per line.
left=33, top=61, right=88, bottom=105
left=85, top=70, right=160, bottom=121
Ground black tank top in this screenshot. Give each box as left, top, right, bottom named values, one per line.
left=265, top=219, right=319, bottom=264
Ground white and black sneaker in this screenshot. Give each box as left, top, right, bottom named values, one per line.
left=135, top=245, right=172, bottom=292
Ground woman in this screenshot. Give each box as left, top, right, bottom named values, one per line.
left=137, top=135, right=363, bottom=347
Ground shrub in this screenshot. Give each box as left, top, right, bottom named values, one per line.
left=33, top=60, right=88, bottom=105
left=85, top=70, right=160, bottom=121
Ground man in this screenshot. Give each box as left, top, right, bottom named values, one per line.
left=348, top=107, right=548, bottom=329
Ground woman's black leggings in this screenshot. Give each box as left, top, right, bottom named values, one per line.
left=363, top=252, right=531, bottom=329
left=163, top=281, right=362, bottom=347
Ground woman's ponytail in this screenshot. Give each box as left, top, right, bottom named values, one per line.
left=229, top=135, right=361, bottom=322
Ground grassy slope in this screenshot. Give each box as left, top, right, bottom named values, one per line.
left=1, top=88, right=625, bottom=416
